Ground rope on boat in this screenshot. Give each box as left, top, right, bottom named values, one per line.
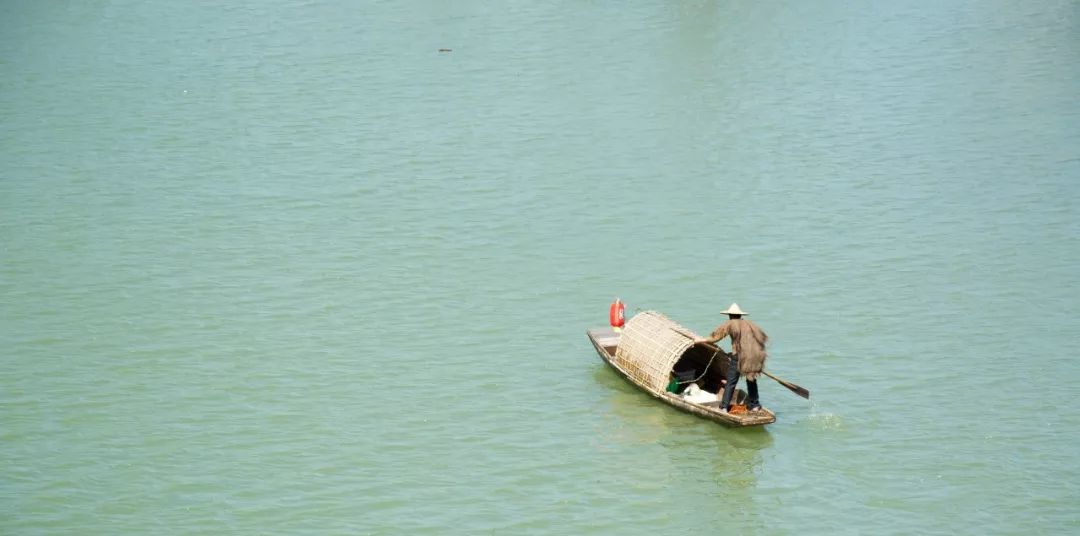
left=675, top=346, right=722, bottom=386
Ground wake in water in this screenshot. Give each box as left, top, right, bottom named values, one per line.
left=806, top=400, right=844, bottom=430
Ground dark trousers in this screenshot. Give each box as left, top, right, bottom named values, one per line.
left=720, top=354, right=760, bottom=410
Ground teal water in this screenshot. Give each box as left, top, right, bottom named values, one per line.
left=2, top=1, right=1079, bottom=533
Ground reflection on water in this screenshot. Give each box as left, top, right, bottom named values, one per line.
left=590, top=365, right=773, bottom=524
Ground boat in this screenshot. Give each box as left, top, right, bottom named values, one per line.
left=587, top=310, right=776, bottom=427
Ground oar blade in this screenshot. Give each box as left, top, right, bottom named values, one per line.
left=765, top=372, right=810, bottom=400
left=788, top=383, right=810, bottom=399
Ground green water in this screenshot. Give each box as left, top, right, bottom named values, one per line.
left=2, top=1, right=1078, bottom=533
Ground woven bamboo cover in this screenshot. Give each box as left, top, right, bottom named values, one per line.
left=614, top=311, right=700, bottom=392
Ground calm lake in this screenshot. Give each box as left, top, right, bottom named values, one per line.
left=2, top=1, right=1078, bottom=533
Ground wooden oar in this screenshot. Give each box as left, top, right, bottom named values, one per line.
left=672, top=328, right=811, bottom=400
left=761, top=371, right=810, bottom=400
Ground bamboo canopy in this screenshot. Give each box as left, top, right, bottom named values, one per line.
left=613, top=311, right=701, bottom=392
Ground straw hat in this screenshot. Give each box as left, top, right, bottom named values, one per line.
left=722, top=303, right=748, bottom=316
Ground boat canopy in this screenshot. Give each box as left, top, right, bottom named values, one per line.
left=614, top=311, right=702, bottom=392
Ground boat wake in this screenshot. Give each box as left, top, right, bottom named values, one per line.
left=806, top=412, right=844, bottom=430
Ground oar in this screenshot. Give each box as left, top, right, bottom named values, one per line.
left=671, top=328, right=811, bottom=400
left=761, top=371, right=810, bottom=400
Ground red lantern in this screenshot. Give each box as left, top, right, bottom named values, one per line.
left=609, top=298, right=625, bottom=329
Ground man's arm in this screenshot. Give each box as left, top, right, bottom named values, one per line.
left=695, top=322, right=729, bottom=344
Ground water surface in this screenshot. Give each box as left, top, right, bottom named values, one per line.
left=2, top=1, right=1078, bottom=533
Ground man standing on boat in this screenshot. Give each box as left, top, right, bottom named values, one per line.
left=695, top=303, right=768, bottom=413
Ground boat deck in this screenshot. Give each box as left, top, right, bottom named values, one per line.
left=588, top=326, right=621, bottom=353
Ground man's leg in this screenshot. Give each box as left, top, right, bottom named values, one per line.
left=719, top=355, right=740, bottom=410
left=746, top=379, right=760, bottom=410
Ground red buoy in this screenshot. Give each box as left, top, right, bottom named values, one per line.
left=609, top=298, right=625, bottom=329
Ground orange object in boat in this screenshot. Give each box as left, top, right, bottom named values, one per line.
left=609, top=298, right=625, bottom=329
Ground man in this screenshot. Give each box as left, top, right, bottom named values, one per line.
left=695, top=303, right=768, bottom=412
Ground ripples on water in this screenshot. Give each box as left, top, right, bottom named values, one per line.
left=2, top=0, right=1078, bottom=534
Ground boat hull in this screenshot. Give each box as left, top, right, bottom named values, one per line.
left=588, top=327, right=775, bottom=427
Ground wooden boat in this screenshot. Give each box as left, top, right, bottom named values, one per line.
left=587, top=310, right=776, bottom=427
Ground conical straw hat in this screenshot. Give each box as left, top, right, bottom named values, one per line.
left=722, top=303, right=748, bottom=315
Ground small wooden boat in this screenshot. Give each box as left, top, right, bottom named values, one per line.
left=587, top=310, right=776, bottom=427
